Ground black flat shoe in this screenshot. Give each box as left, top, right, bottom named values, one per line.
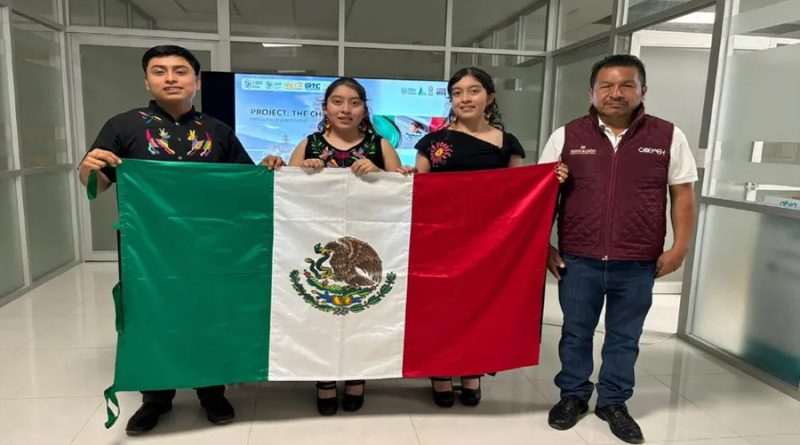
left=125, top=401, right=172, bottom=436
left=430, top=377, right=454, bottom=408
left=342, top=380, right=365, bottom=412
left=459, top=375, right=482, bottom=406
left=200, top=395, right=235, bottom=425
left=548, top=396, right=589, bottom=430
left=595, top=404, right=644, bottom=444
left=316, top=381, right=338, bottom=416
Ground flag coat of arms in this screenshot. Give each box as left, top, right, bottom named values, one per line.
left=104, top=160, right=558, bottom=425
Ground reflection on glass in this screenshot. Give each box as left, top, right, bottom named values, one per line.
left=709, top=1, right=800, bottom=202
left=131, top=10, right=152, bottom=29
left=453, top=0, right=546, bottom=51
left=523, top=5, right=548, bottom=51
left=558, top=0, right=613, bottom=47
left=12, top=0, right=59, bottom=24
left=635, top=22, right=711, bottom=149
left=691, top=206, right=800, bottom=386
left=69, top=0, right=217, bottom=32
left=643, top=6, right=715, bottom=35
left=104, top=0, right=128, bottom=28
left=23, top=172, right=76, bottom=281
left=0, top=16, right=12, bottom=172
left=12, top=14, right=69, bottom=168
left=231, top=0, right=338, bottom=40
left=626, top=0, right=696, bottom=25
left=345, top=0, right=446, bottom=45
left=451, top=54, right=544, bottom=157
left=0, top=178, right=25, bottom=297
left=231, top=43, right=337, bottom=76
left=345, top=48, right=444, bottom=81
left=553, top=42, right=608, bottom=129
left=739, top=0, right=789, bottom=13
left=496, top=22, right=519, bottom=50
left=70, top=0, right=101, bottom=26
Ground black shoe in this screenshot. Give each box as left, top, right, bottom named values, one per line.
left=342, top=380, right=365, bottom=412
left=430, top=377, right=455, bottom=408
left=459, top=375, right=482, bottom=407
left=125, top=402, right=172, bottom=436
left=548, top=396, right=589, bottom=430
left=595, top=404, right=644, bottom=444
left=316, top=381, right=338, bottom=416
left=201, top=395, right=235, bottom=425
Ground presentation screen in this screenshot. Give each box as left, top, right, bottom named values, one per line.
left=201, top=72, right=451, bottom=166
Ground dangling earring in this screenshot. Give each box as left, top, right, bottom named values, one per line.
left=485, top=110, right=494, bottom=120
left=324, top=116, right=332, bottom=131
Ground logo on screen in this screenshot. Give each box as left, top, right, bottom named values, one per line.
left=241, top=78, right=285, bottom=91
left=284, top=81, right=304, bottom=91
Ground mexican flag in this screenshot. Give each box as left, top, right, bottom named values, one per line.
left=103, top=159, right=558, bottom=426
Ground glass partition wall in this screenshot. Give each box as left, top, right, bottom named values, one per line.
left=681, top=0, right=800, bottom=392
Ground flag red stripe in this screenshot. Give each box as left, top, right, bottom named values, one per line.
left=402, top=164, right=559, bottom=377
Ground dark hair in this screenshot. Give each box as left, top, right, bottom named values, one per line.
left=447, top=67, right=504, bottom=130
left=317, top=77, right=374, bottom=134
left=141, top=45, right=201, bottom=76
left=589, top=54, right=646, bottom=88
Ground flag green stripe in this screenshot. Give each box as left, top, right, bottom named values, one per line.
left=113, top=160, right=273, bottom=391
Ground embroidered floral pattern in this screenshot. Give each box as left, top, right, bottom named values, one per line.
left=309, top=134, right=374, bottom=168
left=429, top=141, right=453, bottom=166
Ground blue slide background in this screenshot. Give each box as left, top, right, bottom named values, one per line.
left=234, top=74, right=450, bottom=165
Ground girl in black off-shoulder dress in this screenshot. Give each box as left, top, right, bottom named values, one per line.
left=413, top=66, right=568, bottom=408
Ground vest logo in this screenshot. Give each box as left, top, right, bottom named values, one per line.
left=638, top=147, right=666, bottom=156
left=569, top=145, right=596, bottom=155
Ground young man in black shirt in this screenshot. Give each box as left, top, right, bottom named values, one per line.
left=78, top=45, right=253, bottom=435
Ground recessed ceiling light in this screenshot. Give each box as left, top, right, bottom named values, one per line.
left=669, top=12, right=715, bottom=25
left=261, top=43, right=303, bottom=48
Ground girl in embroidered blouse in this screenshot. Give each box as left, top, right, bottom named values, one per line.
left=262, top=77, right=401, bottom=175
left=411, top=67, right=569, bottom=408
left=260, top=77, right=401, bottom=417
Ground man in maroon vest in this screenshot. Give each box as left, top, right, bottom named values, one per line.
left=539, top=55, right=697, bottom=444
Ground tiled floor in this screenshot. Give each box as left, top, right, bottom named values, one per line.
left=1, top=263, right=798, bottom=445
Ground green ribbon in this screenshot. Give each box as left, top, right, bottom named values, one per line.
left=86, top=170, right=98, bottom=201
left=104, top=282, right=124, bottom=428
left=104, top=385, right=120, bottom=428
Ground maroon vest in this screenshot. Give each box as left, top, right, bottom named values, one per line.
left=558, top=107, right=674, bottom=261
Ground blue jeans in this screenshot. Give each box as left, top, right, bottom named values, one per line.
left=555, top=253, right=656, bottom=408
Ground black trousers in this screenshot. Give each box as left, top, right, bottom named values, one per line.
left=142, top=385, right=225, bottom=404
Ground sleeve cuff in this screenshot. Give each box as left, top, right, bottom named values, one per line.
left=668, top=175, right=698, bottom=185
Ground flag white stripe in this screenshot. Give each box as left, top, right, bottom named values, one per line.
left=268, top=168, right=413, bottom=380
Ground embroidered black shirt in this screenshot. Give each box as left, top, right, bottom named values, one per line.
left=415, top=129, right=525, bottom=172
left=87, top=100, right=253, bottom=182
